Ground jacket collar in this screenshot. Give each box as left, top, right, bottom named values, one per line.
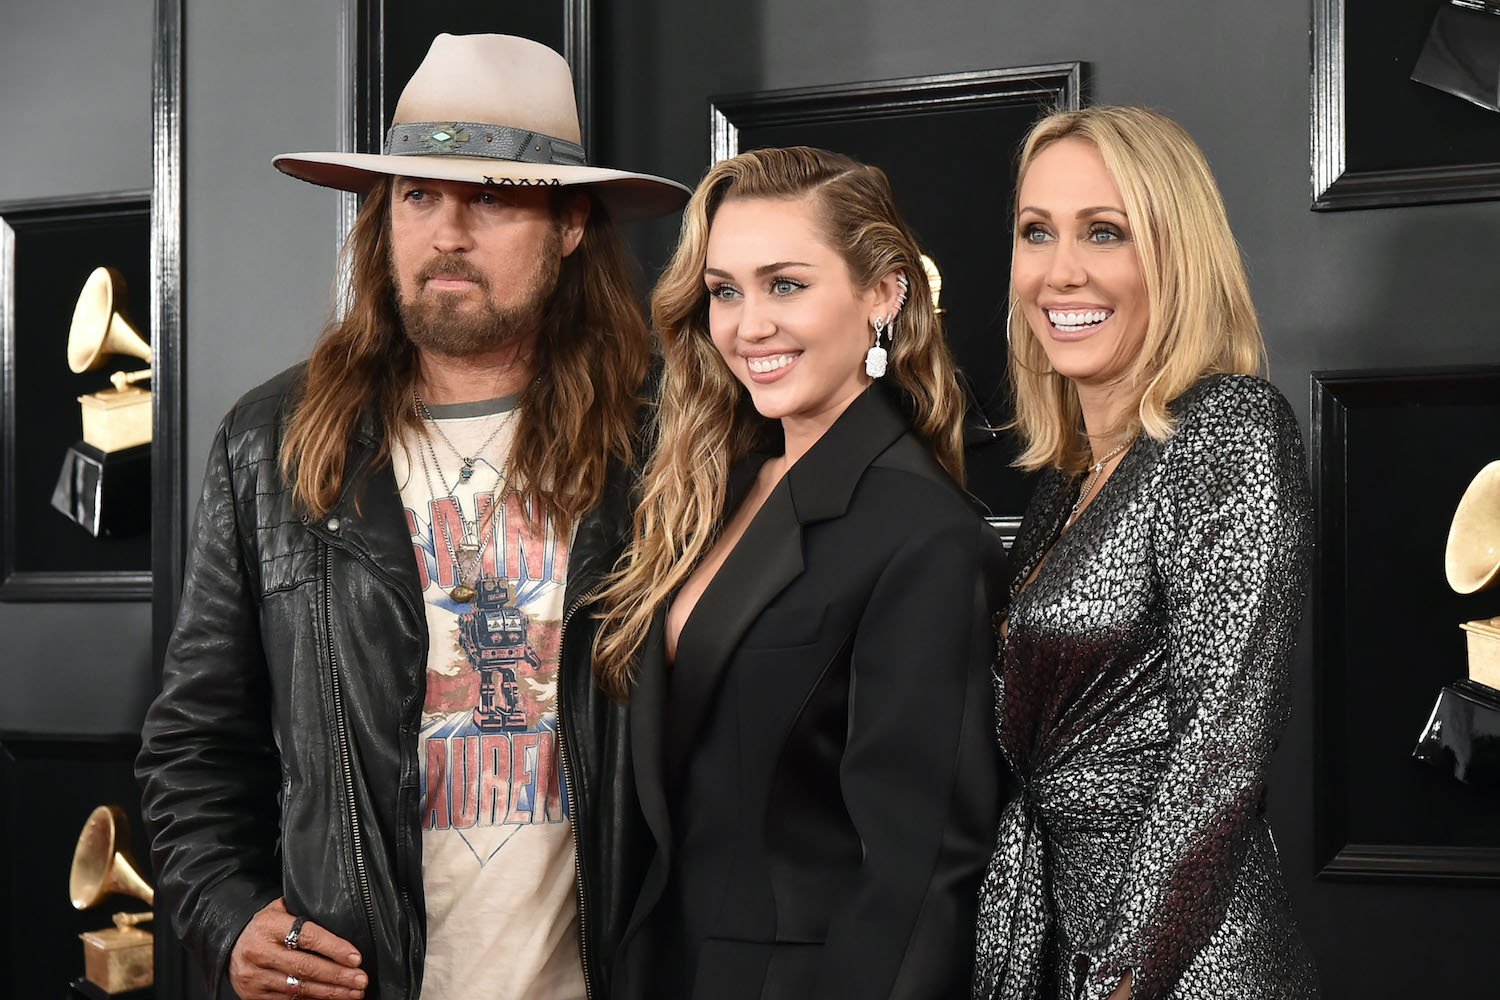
left=301, top=429, right=427, bottom=608
left=639, top=386, right=911, bottom=793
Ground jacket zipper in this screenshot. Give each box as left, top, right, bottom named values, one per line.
left=557, top=585, right=601, bottom=1000
left=322, top=546, right=381, bottom=955
left=321, top=532, right=427, bottom=998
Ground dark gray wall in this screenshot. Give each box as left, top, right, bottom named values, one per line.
left=182, top=2, right=340, bottom=481
left=1, top=0, right=339, bottom=734
left=598, top=1, right=1500, bottom=996
left=0, top=0, right=154, bottom=734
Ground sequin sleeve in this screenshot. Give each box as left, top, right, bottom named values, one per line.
left=1076, top=377, right=1312, bottom=1000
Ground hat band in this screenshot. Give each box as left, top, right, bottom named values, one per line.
left=384, top=121, right=586, bottom=166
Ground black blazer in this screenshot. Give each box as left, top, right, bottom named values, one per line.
left=613, top=388, right=1007, bottom=1000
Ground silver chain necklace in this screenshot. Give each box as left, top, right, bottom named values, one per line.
left=412, top=398, right=520, bottom=603
left=1068, top=437, right=1134, bottom=524
left=413, top=391, right=516, bottom=484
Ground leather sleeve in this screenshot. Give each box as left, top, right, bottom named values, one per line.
left=817, top=517, right=1005, bottom=998
left=136, top=419, right=283, bottom=994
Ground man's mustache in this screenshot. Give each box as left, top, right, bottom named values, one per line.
left=415, top=254, right=490, bottom=290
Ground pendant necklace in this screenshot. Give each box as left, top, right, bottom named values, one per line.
left=413, top=391, right=515, bottom=484
left=412, top=395, right=519, bottom=602
left=1068, top=436, right=1134, bottom=525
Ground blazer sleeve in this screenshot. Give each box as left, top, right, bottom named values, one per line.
left=816, top=513, right=1005, bottom=999
left=135, top=419, right=284, bottom=995
left=1076, top=379, right=1312, bottom=1000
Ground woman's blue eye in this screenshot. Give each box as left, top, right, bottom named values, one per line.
left=708, top=284, right=739, bottom=301
left=1088, top=225, right=1124, bottom=243
left=1021, top=224, right=1051, bottom=244
left=770, top=278, right=804, bottom=295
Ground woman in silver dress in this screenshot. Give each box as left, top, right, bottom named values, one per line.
left=973, top=106, right=1320, bottom=1000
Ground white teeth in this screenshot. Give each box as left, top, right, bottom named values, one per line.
left=747, top=353, right=798, bottom=373
left=1047, top=308, right=1111, bottom=329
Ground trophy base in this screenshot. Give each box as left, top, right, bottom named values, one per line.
left=78, top=386, right=152, bottom=453
left=1413, top=679, right=1500, bottom=792
left=78, top=927, right=153, bottom=995
left=50, top=442, right=150, bottom=537
left=68, top=977, right=152, bottom=999
left=1459, top=618, right=1500, bottom=692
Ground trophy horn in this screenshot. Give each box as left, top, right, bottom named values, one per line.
left=69, top=805, right=155, bottom=910
left=67, top=267, right=151, bottom=376
left=1445, top=460, right=1500, bottom=595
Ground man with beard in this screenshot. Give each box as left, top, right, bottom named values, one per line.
left=136, top=34, right=688, bottom=1000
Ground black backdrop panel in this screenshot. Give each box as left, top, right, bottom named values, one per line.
left=0, top=734, right=147, bottom=998
left=380, top=4, right=564, bottom=130
left=1312, top=0, right=1500, bottom=209
left=1313, top=367, right=1500, bottom=881
left=1, top=196, right=152, bottom=600
left=1343, top=0, right=1500, bottom=174
left=711, top=66, right=1084, bottom=524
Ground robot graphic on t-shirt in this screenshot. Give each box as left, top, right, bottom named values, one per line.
left=458, top=577, right=541, bottom=731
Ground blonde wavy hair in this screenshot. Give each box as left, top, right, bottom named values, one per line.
left=1007, top=105, right=1266, bottom=472
left=592, top=146, right=968, bottom=698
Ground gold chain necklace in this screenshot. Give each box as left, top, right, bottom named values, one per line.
left=1068, top=437, right=1134, bottom=524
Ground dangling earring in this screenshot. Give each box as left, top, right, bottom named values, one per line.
left=865, top=315, right=890, bottom=378
left=866, top=271, right=908, bottom=379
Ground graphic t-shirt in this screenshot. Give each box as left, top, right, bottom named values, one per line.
left=393, top=395, right=585, bottom=1000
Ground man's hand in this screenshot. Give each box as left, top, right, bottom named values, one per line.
left=228, top=898, right=367, bottom=1000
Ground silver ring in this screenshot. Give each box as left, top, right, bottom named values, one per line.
left=286, top=974, right=301, bottom=996
left=283, top=916, right=308, bottom=950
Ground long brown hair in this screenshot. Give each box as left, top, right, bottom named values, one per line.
left=1007, top=106, right=1266, bottom=472
left=592, top=146, right=968, bottom=699
left=280, top=177, right=651, bottom=529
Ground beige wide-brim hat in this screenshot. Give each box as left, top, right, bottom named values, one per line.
left=274, top=33, right=690, bottom=223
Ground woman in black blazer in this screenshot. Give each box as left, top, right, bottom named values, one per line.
left=593, top=146, right=1006, bottom=999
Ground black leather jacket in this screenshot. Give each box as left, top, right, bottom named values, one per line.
left=137, top=364, right=641, bottom=999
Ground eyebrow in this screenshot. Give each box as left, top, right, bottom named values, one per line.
left=1017, top=206, right=1127, bottom=219
left=704, top=261, right=816, bottom=279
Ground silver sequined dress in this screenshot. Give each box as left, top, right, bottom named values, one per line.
left=973, top=375, right=1320, bottom=1000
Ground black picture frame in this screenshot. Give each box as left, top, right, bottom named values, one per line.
left=1311, top=0, right=1500, bottom=210
left=709, top=65, right=1084, bottom=538
left=1311, top=366, right=1500, bottom=884
left=148, top=0, right=189, bottom=995
left=348, top=0, right=594, bottom=158
left=0, top=193, right=153, bottom=601
left=0, top=732, right=147, bottom=999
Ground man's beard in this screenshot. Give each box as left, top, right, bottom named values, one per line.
left=394, top=226, right=563, bottom=357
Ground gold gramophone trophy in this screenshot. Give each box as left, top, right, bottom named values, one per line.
left=50, top=267, right=153, bottom=537
left=68, top=266, right=152, bottom=453
left=69, top=805, right=155, bottom=995
left=920, top=254, right=944, bottom=317
left=1444, top=460, right=1500, bottom=692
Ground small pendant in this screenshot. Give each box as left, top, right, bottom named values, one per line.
left=450, top=584, right=477, bottom=603
left=864, top=346, right=888, bottom=379
left=458, top=461, right=475, bottom=484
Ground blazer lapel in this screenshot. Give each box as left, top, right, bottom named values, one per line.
left=665, top=480, right=804, bottom=786
left=662, top=387, right=911, bottom=786
left=631, top=614, right=673, bottom=855
left=619, top=613, right=675, bottom=954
